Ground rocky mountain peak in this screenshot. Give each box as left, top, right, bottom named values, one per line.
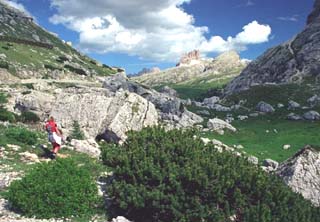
left=177, top=49, right=201, bottom=66
left=307, top=0, right=320, bottom=25
left=224, top=0, right=320, bottom=95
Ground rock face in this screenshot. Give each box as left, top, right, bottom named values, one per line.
left=276, top=146, right=320, bottom=206
left=224, top=0, right=320, bottom=95
left=50, top=87, right=158, bottom=142
left=307, top=0, right=320, bottom=25
left=103, top=73, right=203, bottom=129
left=177, top=50, right=201, bottom=66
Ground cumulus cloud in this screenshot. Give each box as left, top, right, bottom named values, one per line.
left=1, top=0, right=32, bottom=16
left=49, top=0, right=271, bottom=61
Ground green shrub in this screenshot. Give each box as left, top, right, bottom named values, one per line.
left=6, top=158, right=100, bottom=218
left=5, top=126, right=37, bottom=145
left=101, top=127, right=320, bottom=222
left=0, top=107, right=16, bottom=122
left=23, top=83, right=34, bottom=90
left=0, top=92, right=7, bottom=104
left=44, top=64, right=62, bottom=71
left=19, top=111, right=40, bottom=123
left=64, top=64, right=86, bottom=75
left=70, top=121, right=85, bottom=140
left=0, top=60, right=9, bottom=69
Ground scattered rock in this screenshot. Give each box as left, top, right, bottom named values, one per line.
left=303, top=110, right=320, bottom=120
left=6, top=144, right=21, bottom=151
left=247, top=156, right=259, bottom=165
left=249, top=112, right=259, bottom=117
left=196, top=110, right=210, bottom=116
left=207, top=118, right=237, bottom=135
left=19, top=152, right=40, bottom=163
left=262, top=159, right=279, bottom=170
left=277, top=103, right=285, bottom=108
left=276, top=146, right=320, bottom=206
left=203, top=96, right=220, bottom=106
left=283, top=144, right=291, bottom=150
left=200, top=137, right=211, bottom=145
left=0, top=53, right=6, bottom=59
left=0, top=171, right=22, bottom=190
left=307, top=95, right=320, bottom=107
left=111, top=216, right=132, bottom=222
left=70, top=139, right=101, bottom=158
left=256, top=101, right=275, bottom=113
left=287, top=113, right=303, bottom=121
left=237, top=115, right=248, bottom=121
left=288, top=100, right=300, bottom=110
left=158, top=86, right=177, bottom=97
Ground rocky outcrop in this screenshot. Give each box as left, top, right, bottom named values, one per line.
left=276, top=146, right=320, bottom=206
left=103, top=73, right=203, bottom=129
left=177, top=50, right=201, bottom=66
left=50, top=87, right=158, bottom=142
left=256, top=101, right=275, bottom=113
left=224, top=0, right=320, bottom=95
left=70, top=139, right=101, bottom=158
left=207, top=118, right=237, bottom=135
left=307, top=0, right=320, bottom=25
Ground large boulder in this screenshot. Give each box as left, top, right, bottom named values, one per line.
left=13, top=90, right=55, bottom=119
left=70, top=139, right=101, bottom=158
left=276, top=146, right=320, bottom=206
left=256, top=101, right=275, bottom=113
left=50, top=87, right=158, bottom=142
left=303, top=110, right=320, bottom=120
left=207, top=118, right=237, bottom=135
left=203, top=96, right=220, bottom=106
left=224, top=0, right=320, bottom=95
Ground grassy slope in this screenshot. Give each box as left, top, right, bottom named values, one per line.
left=192, top=83, right=320, bottom=162
left=0, top=5, right=116, bottom=77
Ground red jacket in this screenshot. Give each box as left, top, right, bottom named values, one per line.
left=45, top=120, right=58, bottom=134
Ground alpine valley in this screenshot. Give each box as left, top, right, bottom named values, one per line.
left=0, top=0, right=320, bottom=222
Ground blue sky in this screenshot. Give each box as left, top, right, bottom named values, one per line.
left=3, top=0, right=315, bottom=74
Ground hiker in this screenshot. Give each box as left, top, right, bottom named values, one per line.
left=45, top=116, right=63, bottom=159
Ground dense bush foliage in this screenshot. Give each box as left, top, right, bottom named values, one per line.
left=5, top=126, right=38, bottom=145
left=18, top=111, right=40, bottom=123
left=101, top=127, right=320, bottom=222
left=70, top=121, right=85, bottom=140
left=6, top=158, right=100, bottom=219
left=0, top=107, right=16, bottom=122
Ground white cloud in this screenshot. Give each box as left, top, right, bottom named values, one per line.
left=277, top=15, right=299, bottom=22
left=49, top=0, right=272, bottom=62
left=1, top=0, right=32, bottom=17
left=246, top=0, right=255, bottom=7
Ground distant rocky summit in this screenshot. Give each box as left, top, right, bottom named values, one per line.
left=224, top=0, right=320, bottom=95
left=176, top=49, right=201, bottom=67
left=277, top=146, right=320, bottom=207
left=132, top=67, right=161, bottom=77
left=132, top=50, right=248, bottom=88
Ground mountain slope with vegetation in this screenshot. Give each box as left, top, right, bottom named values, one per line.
left=224, top=0, right=320, bottom=95
left=0, top=1, right=118, bottom=80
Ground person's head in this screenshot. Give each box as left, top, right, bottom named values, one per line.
left=49, top=116, right=54, bottom=122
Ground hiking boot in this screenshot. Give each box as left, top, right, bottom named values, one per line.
left=49, top=152, right=56, bottom=160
